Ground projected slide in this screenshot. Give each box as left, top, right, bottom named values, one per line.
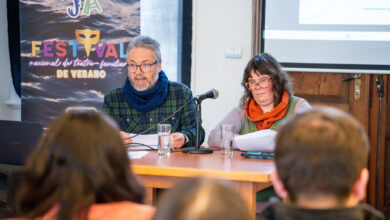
left=262, top=0, right=390, bottom=72
left=299, top=0, right=390, bottom=25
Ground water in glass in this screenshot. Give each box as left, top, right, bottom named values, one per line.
left=158, top=133, right=171, bottom=157
left=221, top=124, right=234, bottom=157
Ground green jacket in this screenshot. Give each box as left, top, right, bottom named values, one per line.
left=103, top=81, right=205, bottom=147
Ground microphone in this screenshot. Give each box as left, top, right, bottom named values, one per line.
left=128, top=89, right=219, bottom=152
left=129, top=97, right=194, bottom=139
left=193, top=89, right=219, bottom=102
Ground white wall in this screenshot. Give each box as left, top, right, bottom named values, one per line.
left=0, top=1, right=21, bottom=121
left=192, top=0, right=252, bottom=145
left=141, top=0, right=181, bottom=82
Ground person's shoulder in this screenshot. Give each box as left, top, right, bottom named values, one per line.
left=89, top=201, right=155, bottom=220
left=290, top=95, right=312, bottom=113
left=168, top=81, right=191, bottom=91
left=291, top=95, right=310, bottom=104
left=167, top=81, right=193, bottom=98
left=290, top=95, right=305, bottom=102
left=106, top=86, right=124, bottom=95
left=234, top=104, right=244, bottom=111
left=360, top=204, right=385, bottom=220
left=257, top=202, right=283, bottom=220
left=104, top=86, right=125, bottom=99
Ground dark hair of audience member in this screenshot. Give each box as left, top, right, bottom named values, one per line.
left=274, top=107, right=369, bottom=203
left=240, top=53, right=293, bottom=107
left=152, top=178, right=253, bottom=220
left=15, top=111, right=145, bottom=220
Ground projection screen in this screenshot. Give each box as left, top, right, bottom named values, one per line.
left=261, top=0, right=390, bottom=73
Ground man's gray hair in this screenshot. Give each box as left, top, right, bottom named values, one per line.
left=126, top=35, right=161, bottom=63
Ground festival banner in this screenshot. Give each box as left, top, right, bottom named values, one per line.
left=20, top=0, right=140, bottom=125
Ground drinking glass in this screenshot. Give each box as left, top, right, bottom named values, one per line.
left=158, top=124, right=171, bottom=157
left=221, top=124, right=234, bottom=157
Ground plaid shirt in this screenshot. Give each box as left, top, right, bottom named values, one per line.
left=103, top=81, right=205, bottom=147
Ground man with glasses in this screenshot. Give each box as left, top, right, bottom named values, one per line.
left=103, top=36, right=204, bottom=149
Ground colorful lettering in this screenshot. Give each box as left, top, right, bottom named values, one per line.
left=56, top=69, right=69, bottom=78
left=67, top=0, right=82, bottom=18
left=43, top=41, right=54, bottom=57
left=119, top=42, right=126, bottom=58
left=82, top=0, right=103, bottom=16
left=95, top=43, right=106, bottom=58
left=69, top=41, right=80, bottom=57
left=56, top=42, right=67, bottom=57
left=32, top=41, right=42, bottom=57
left=105, top=43, right=118, bottom=58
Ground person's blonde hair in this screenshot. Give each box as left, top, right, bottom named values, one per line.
left=153, top=178, right=253, bottom=220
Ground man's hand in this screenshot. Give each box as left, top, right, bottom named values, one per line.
left=170, top=132, right=186, bottom=148
left=119, top=131, right=133, bottom=146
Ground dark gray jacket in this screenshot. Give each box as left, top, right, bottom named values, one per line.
left=258, top=202, right=384, bottom=220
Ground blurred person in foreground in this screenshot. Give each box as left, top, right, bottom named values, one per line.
left=259, top=107, right=384, bottom=220
left=103, top=35, right=204, bottom=149
left=13, top=111, right=154, bottom=220
left=152, top=178, right=253, bottom=220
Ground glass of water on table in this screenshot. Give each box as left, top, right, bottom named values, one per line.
left=158, top=124, right=171, bottom=157
left=221, top=124, right=234, bottom=157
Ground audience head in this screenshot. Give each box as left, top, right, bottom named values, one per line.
left=272, top=107, right=370, bottom=207
left=153, top=178, right=253, bottom=220
left=240, top=53, right=293, bottom=107
left=16, top=110, right=145, bottom=220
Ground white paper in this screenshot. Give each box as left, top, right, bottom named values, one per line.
left=128, top=151, right=149, bottom=159
left=128, top=133, right=158, bottom=150
left=234, top=129, right=277, bottom=152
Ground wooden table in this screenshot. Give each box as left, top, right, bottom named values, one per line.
left=131, top=148, right=275, bottom=217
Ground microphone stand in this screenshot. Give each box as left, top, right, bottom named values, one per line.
left=375, top=75, right=384, bottom=209
left=183, top=99, right=213, bottom=154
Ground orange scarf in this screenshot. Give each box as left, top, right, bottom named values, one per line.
left=245, top=91, right=289, bottom=130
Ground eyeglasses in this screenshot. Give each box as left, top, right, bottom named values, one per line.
left=127, top=61, right=157, bottom=73
left=245, top=78, right=271, bottom=89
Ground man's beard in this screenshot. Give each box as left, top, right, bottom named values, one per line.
left=131, top=72, right=159, bottom=91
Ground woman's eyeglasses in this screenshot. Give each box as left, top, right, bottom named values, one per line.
left=245, top=78, right=271, bottom=89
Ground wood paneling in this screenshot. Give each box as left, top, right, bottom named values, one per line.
left=383, top=77, right=390, bottom=219
left=290, top=72, right=388, bottom=219
left=290, top=72, right=371, bottom=131
left=290, top=72, right=351, bottom=112
left=368, top=75, right=387, bottom=213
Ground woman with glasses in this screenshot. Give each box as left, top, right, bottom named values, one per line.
left=207, top=53, right=311, bottom=203
left=14, top=111, right=155, bottom=220
left=208, top=53, right=311, bottom=147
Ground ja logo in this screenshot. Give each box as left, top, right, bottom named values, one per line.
left=67, top=0, right=103, bottom=18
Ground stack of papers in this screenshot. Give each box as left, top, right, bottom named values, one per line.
left=126, top=134, right=159, bottom=159
left=234, top=129, right=277, bottom=152
left=128, top=133, right=158, bottom=150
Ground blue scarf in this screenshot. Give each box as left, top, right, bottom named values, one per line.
left=123, top=71, right=169, bottom=112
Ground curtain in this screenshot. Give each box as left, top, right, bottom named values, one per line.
left=6, top=0, right=21, bottom=97
left=252, top=0, right=262, bottom=57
